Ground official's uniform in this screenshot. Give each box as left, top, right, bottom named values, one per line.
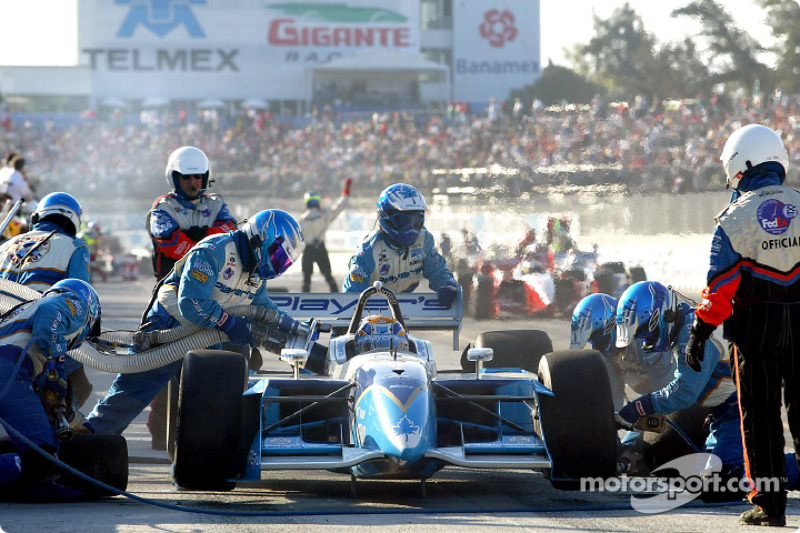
left=299, top=194, right=348, bottom=292
left=696, top=174, right=800, bottom=508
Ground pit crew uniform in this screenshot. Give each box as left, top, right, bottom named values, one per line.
left=148, top=192, right=236, bottom=280
left=342, top=228, right=457, bottom=294
left=88, top=231, right=283, bottom=434
left=0, top=220, right=93, bottom=404
left=620, top=302, right=744, bottom=470
left=603, top=340, right=675, bottom=412
left=0, top=289, right=97, bottom=499
left=694, top=169, right=800, bottom=513
left=0, top=220, right=90, bottom=291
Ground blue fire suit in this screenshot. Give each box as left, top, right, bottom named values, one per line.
left=88, top=231, right=278, bottom=434
left=620, top=303, right=743, bottom=467
left=343, top=228, right=457, bottom=294
left=0, top=291, right=96, bottom=493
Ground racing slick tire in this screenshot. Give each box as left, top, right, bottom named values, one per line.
left=462, top=330, right=552, bottom=373
left=537, top=350, right=617, bottom=490
left=173, top=349, right=248, bottom=491
left=58, top=433, right=129, bottom=498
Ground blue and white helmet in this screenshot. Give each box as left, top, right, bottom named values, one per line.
left=616, top=281, right=677, bottom=353
left=355, top=315, right=408, bottom=354
left=377, top=183, right=427, bottom=246
left=570, top=293, right=617, bottom=353
left=241, top=209, right=304, bottom=279
left=165, top=146, right=210, bottom=193
left=44, top=278, right=101, bottom=339
left=32, top=192, right=82, bottom=236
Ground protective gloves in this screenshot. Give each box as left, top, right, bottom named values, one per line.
left=184, top=226, right=208, bottom=242
left=343, top=178, right=353, bottom=196
left=617, top=393, right=654, bottom=426
left=437, top=284, right=458, bottom=308
left=218, top=314, right=255, bottom=347
left=685, top=318, right=715, bottom=372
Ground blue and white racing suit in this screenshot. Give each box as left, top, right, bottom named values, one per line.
left=0, top=221, right=92, bottom=379
left=342, top=228, right=457, bottom=294
left=622, top=303, right=742, bottom=467
left=88, top=231, right=278, bottom=434
left=0, top=292, right=95, bottom=488
left=0, top=221, right=91, bottom=291
left=601, top=341, right=675, bottom=412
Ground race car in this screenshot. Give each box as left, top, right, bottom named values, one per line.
left=170, top=282, right=618, bottom=494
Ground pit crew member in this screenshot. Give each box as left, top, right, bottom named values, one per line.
left=342, top=183, right=458, bottom=308
left=0, top=279, right=101, bottom=501
left=87, top=209, right=305, bottom=435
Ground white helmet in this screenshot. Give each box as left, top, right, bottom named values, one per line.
left=720, top=124, right=789, bottom=190
left=164, top=146, right=210, bottom=192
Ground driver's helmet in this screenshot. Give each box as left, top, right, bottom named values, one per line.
left=570, top=293, right=617, bottom=353
left=354, top=315, right=409, bottom=354
left=616, top=281, right=677, bottom=353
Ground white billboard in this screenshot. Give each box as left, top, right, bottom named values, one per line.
left=78, top=0, right=421, bottom=101
left=452, top=0, right=540, bottom=104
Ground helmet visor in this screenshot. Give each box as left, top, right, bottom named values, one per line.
left=382, top=209, right=424, bottom=231
left=615, top=309, right=640, bottom=348
left=267, top=237, right=294, bottom=276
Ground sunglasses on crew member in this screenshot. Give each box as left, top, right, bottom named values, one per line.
left=179, top=174, right=204, bottom=181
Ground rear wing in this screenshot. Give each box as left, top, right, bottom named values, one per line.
left=269, top=290, right=463, bottom=350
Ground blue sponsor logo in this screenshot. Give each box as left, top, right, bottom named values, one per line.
left=223, top=266, right=233, bottom=280
left=116, top=0, right=206, bottom=38
left=757, top=198, right=797, bottom=236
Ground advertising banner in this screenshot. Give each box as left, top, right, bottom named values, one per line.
left=79, top=0, right=421, bottom=100
left=452, top=0, right=540, bottom=105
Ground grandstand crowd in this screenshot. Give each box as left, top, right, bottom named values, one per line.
left=1, top=89, right=800, bottom=204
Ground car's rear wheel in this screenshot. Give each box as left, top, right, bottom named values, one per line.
left=537, top=349, right=617, bottom=490
left=172, top=350, right=247, bottom=491
left=462, top=330, right=552, bottom=373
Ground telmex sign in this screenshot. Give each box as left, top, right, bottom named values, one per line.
left=79, top=0, right=420, bottom=100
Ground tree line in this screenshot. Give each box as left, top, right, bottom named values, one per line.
left=515, top=0, right=800, bottom=108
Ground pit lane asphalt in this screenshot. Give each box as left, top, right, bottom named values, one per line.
left=0, top=274, right=794, bottom=533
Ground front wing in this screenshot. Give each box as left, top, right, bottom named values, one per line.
left=235, top=372, right=555, bottom=481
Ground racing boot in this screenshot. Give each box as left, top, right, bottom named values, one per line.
left=739, top=505, right=786, bottom=527
left=740, top=492, right=786, bottom=527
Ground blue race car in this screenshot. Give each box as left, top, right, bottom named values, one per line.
left=171, top=282, right=617, bottom=494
